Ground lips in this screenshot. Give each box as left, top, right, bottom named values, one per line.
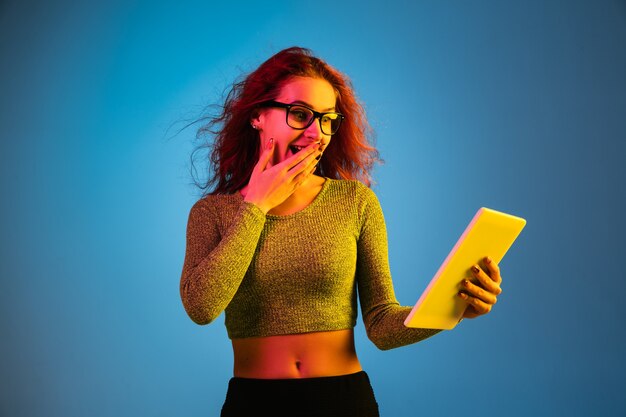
left=290, top=140, right=323, bottom=152
left=289, top=144, right=306, bottom=154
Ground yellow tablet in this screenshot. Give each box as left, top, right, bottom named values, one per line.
left=404, top=207, right=526, bottom=330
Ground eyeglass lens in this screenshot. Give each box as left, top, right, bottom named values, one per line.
left=287, top=106, right=342, bottom=135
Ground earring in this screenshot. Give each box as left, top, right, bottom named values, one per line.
left=251, top=123, right=258, bottom=130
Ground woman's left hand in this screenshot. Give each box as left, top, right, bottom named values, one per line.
left=458, top=257, right=502, bottom=319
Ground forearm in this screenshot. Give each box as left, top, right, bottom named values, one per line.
left=364, top=304, right=443, bottom=351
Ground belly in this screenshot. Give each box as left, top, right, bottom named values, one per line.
left=231, top=329, right=362, bottom=379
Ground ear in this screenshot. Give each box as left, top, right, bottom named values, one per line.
left=250, top=109, right=265, bottom=131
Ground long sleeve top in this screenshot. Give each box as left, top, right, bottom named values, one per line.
left=180, top=178, right=441, bottom=350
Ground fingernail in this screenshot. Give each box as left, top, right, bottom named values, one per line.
left=471, top=265, right=480, bottom=274
left=463, top=279, right=470, bottom=287
left=485, top=256, right=492, bottom=264
left=458, top=292, right=467, bottom=299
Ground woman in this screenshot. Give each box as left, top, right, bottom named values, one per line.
left=180, top=47, right=502, bottom=417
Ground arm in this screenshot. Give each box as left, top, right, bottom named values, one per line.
left=356, top=187, right=442, bottom=350
left=180, top=137, right=321, bottom=325
left=179, top=198, right=266, bottom=325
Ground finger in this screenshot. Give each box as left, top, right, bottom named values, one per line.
left=281, top=143, right=321, bottom=172
left=458, top=292, right=492, bottom=315
left=309, top=158, right=320, bottom=175
left=461, top=279, right=498, bottom=305
left=284, top=154, right=319, bottom=185
left=483, top=256, right=502, bottom=284
left=253, top=137, right=274, bottom=174
left=305, top=150, right=322, bottom=173
left=471, top=264, right=502, bottom=295
left=291, top=155, right=319, bottom=185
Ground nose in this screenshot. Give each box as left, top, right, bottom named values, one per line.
left=303, top=116, right=324, bottom=140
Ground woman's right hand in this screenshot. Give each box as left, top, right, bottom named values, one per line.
left=243, top=138, right=322, bottom=214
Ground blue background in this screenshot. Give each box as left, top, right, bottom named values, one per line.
left=1, top=1, right=625, bottom=416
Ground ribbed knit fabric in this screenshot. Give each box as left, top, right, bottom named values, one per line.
left=180, top=178, right=441, bottom=350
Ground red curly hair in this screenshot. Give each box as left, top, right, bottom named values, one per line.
left=193, top=46, right=381, bottom=195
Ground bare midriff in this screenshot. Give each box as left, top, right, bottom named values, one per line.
left=231, top=329, right=362, bottom=379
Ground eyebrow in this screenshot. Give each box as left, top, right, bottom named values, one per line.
left=290, top=100, right=336, bottom=112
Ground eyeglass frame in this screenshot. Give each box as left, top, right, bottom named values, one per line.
left=258, top=100, right=345, bottom=135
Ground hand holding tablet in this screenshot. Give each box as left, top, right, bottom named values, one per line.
left=458, top=255, right=502, bottom=319
left=404, top=208, right=526, bottom=330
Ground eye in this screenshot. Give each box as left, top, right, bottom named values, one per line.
left=290, top=108, right=309, bottom=122
left=322, top=113, right=338, bottom=124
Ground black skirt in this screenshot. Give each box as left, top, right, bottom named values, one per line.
left=220, top=371, right=380, bottom=417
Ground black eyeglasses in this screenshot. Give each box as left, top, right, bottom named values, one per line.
left=260, top=100, right=344, bottom=135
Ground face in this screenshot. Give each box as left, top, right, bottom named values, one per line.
left=253, top=76, right=337, bottom=167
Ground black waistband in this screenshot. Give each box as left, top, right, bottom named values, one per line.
left=222, top=371, right=379, bottom=416
left=230, top=370, right=369, bottom=385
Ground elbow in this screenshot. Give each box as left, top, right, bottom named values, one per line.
left=180, top=278, right=221, bottom=325
left=364, top=317, right=395, bottom=350
left=189, top=314, right=215, bottom=326
left=181, top=300, right=220, bottom=326
left=366, top=330, right=395, bottom=351
left=375, top=342, right=394, bottom=351
left=371, top=340, right=391, bottom=351
left=363, top=305, right=402, bottom=351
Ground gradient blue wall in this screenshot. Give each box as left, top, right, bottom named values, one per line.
left=1, top=1, right=625, bottom=416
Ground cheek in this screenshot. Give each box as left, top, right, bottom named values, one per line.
left=263, top=113, right=292, bottom=137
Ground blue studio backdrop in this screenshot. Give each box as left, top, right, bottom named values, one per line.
left=1, top=1, right=625, bottom=416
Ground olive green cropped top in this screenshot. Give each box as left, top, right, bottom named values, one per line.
left=180, top=178, right=441, bottom=350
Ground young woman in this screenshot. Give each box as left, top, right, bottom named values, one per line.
left=180, top=47, right=502, bottom=417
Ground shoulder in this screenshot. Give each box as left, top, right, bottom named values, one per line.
left=327, top=178, right=377, bottom=200
left=189, top=195, right=215, bottom=216
left=193, top=192, right=241, bottom=208
left=325, top=178, right=382, bottom=218
left=188, top=193, right=242, bottom=221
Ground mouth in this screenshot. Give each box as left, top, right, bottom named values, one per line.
left=288, top=144, right=306, bottom=155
